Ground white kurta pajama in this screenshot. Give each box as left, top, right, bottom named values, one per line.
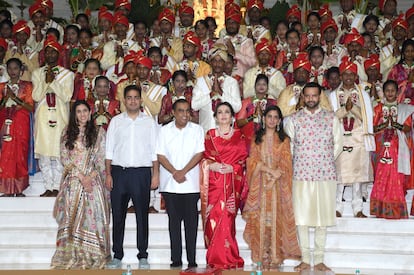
left=329, top=83, right=375, bottom=215
left=285, top=107, right=342, bottom=265
left=32, top=65, right=74, bottom=190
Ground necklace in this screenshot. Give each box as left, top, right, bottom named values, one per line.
left=343, top=116, right=355, bottom=136
left=217, top=126, right=234, bottom=139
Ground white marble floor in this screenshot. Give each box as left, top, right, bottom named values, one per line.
left=1, top=263, right=413, bottom=275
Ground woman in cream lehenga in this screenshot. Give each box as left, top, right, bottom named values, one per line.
left=51, top=100, right=110, bottom=269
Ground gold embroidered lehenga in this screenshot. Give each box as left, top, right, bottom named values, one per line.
left=51, top=128, right=110, bottom=269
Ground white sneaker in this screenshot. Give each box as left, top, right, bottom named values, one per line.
left=139, top=258, right=150, bottom=269
left=106, top=258, right=122, bottom=269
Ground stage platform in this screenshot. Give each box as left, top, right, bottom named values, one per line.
left=1, top=174, right=414, bottom=275
left=0, top=270, right=352, bottom=275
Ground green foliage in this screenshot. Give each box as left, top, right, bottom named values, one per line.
left=0, top=0, right=12, bottom=9
left=266, top=0, right=290, bottom=37
left=129, top=0, right=163, bottom=26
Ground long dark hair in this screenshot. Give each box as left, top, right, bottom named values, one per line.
left=399, top=39, right=414, bottom=64
left=255, top=105, right=286, bottom=145
left=65, top=100, right=98, bottom=150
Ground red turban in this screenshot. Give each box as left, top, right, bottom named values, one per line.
left=158, top=8, right=175, bottom=25
left=255, top=38, right=275, bottom=55
left=286, top=5, right=301, bottom=21
left=43, top=34, right=61, bottom=52
left=225, top=7, right=242, bottom=24
left=406, top=7, right=414, bottom=21
left=137, top=56, right=153, bottom=70
left=98, top=7, right=114, bottom=23
left=392, top=14, right=408, bottom=30
left=343, top=28, right=364, bottom=46
left=293, top=52, right=311, bottom=72
left=13, top=20, right=31, bottom=36
left=184, top=31, right=201, bottom=48
left=364, top=54, right=380, bottom=71
left=0, top=38, right=7, bottom=50
left=29, top=2, right=46, bottom=17
left=339, top=57, right=357, bottom=75
left=225, top=0, right=240, bottom=14
left=247, top=0, right=264, bottom=11
left=37, top=0, right=53, bottom=10
left=321, top=18, right=338, bottom=35
left=318, top=4, right=332, bottom=19
left=115, top=0, right=131, bottom=11
left=179, top=1, right=194, bottom=16
left=124, top=51, right=139, bottom=65
left=114, top=12, right=129, bottom=28
left=184, top=31, right=201, bottom=58
left=379, top=0, right=396, bottom=12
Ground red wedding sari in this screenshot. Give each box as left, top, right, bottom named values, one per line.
left=0, top=81, right=34, bottom=194
left=200, top=128, right=248, bottom=269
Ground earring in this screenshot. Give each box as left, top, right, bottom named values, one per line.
left=277, top=124, right=280, bottom=131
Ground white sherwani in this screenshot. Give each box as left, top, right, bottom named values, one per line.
left=192, top=74, right=242, bottom=132
left=32, top=65, right=74, bottom=158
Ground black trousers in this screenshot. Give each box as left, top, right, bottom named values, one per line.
left=162, top=192, right=200, bottom=265
left=110, top=165, right=151, bottom=260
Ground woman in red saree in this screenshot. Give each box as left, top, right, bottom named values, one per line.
left=236, top=74, right=277, bottom=150
left=0, top=58, right=34, bottom=196
left=243, top=105, right=301, bottom=269
left=200, top=102, right=248, bottom=269
left=370, top=80, right=414, bottom=219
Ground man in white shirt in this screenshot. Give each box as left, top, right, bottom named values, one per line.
left=156, top=99, right=204, bottom=269
left=105, top=85, right=159, bottom=270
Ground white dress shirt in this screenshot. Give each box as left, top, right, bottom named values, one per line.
left=156, top=121, right=205, bottom=194
left=106, top=112, right=158, bottom=167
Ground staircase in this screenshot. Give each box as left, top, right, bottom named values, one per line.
left=1, top=174, right=414, bottom=274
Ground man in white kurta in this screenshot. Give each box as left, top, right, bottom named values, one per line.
left=285, top=82, right=342, bottom=272
left=329, top=59, right=375, bottom=218
left=192, top=44, right=242, bottom=132
left=156, top=99, right=204, bottom=268
left=32, top=37, right=74, bottom=196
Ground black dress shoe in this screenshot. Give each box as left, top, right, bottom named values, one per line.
left=0, top=194, right=14, bottom=197
left=40, top=190, right=52, bottom=197
left=50, top=190, right=59, bottom=197
left=15, top=193, right=25, bottom=197
left=188, top=263, right=198, bottom=268
left=170, top=262, right=182, bottom=268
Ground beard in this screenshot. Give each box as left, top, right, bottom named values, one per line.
left=305, top=100, right=320, bottom=110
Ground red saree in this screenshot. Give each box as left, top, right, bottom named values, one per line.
left=200, top=129, right=248, bottom=269
left=0, top=81, right=34, bottom=194
left=370, top=103, right=413, bottom=219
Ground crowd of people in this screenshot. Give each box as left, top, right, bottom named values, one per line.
left=0, top=0, right=414, bottom=271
